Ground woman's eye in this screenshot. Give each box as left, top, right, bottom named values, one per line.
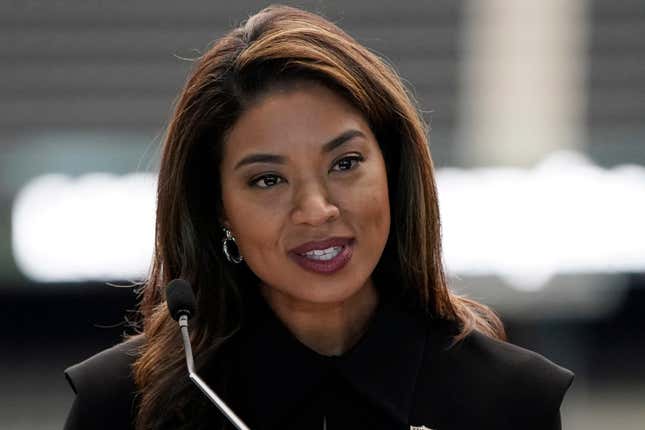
left=331, top=155, right=364, bottom=172
left=250, top=174, right=284, bottom=189
left=250, top=155, right=363, bottom=189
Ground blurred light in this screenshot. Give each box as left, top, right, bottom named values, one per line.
left=439, top=150, right=645, bottom=291
left=11, top=151, right=645, bottom=286
left=12, top=173, right=155, bottom=282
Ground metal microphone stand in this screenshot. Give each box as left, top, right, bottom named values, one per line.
left=179, top=315, right=251, bottom=430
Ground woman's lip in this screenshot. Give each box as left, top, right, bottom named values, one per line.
left=289, top=239, right=354, bottom=274
left=289, top=237, right=354, bottom=255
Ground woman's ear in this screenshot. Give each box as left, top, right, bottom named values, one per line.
left=217, top=205, right=231, bottom=230
left=218, top=216, right=231, bottom=230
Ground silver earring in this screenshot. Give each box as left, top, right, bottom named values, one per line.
left=222, top=227, right=243, bottom=264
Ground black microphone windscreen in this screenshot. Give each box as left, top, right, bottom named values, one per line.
left=166, top=278, right=196, bottom=321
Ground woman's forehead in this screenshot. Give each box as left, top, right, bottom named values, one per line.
left=222, top=83, right=375, bottom=161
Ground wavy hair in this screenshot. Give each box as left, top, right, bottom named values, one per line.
left=132, top=5, right=506, bottom=429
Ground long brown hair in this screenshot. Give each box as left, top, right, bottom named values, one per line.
left=133, top=5, right=505, bottom=429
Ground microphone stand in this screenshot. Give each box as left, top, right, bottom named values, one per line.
left=178, top=315, right=251, bottom=430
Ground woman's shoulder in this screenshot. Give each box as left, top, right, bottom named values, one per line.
left=452, top=329, right=574, bottom=397
left=414, top=319, right=574, bottom=428
left=63, top=335, right=144, bottom=430
left=65, top=334, right=143, bottom=398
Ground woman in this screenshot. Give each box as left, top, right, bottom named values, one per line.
left=63, top=5, right=574, bottom=430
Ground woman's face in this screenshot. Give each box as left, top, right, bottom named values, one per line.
left=219, top=81, right=390, bottom=308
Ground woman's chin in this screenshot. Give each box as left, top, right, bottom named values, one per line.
left=261, top=279, right=374, bottom=310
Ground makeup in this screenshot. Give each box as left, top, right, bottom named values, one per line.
left=289, top=239, right=354, bottom=274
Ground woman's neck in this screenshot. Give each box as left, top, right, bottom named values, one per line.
left=259, top=280, right=379, bottom=356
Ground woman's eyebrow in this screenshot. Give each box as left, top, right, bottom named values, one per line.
left=233, top=129, right=366, bottom=170
left=321, top=129, right=365, bottom=153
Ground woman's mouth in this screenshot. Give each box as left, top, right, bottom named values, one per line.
left=301, top=246, right=343, bottom=260
left=289, top=239, right=354, bottom=274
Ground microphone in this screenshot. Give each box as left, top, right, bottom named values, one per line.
left=165, top=279, right=251, bottom=430
left=166, top=278, right=196, bottom=320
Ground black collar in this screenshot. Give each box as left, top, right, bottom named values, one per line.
left=235, top=290, right=444, bottom=429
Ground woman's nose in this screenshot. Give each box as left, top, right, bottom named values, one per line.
left=290, top=182, right=340, bottom=226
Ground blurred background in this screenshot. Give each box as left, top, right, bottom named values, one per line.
left=2, top=0, right=644, bottom=428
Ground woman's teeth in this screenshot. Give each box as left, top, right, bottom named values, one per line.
left=302, top=246, right=343, bottom=260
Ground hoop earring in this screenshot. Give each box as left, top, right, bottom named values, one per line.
left=222, top=227, right=243, bottom=264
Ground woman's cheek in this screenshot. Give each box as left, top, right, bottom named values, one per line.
left=355, top=172, right=389, bottom=209
left=228, top=194, right=282, bottom=250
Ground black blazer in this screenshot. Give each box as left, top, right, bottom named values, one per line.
left=63, top=295, right=574, bottom=430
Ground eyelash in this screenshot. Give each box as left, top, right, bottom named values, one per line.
left=249, top=154, right=365, bottom=189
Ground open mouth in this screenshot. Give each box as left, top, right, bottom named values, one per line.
left=289, top=239, right=355, bottom=274
left=298, top=245, right=344, bottom=260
